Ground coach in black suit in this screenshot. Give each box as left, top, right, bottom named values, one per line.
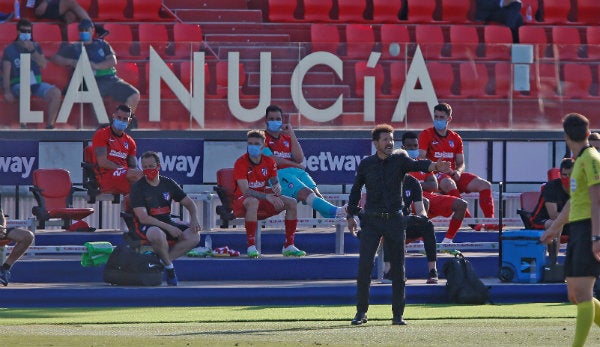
left=475, top=0, right=524, bottom=43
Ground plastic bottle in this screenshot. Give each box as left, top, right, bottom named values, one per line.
left=526, top=5, right=532, bottom=23
left=14, top=0, right=20, bottom=20
left=205, top=234, right=212, bottom=250
left=529, top=259, right=537, bottom=283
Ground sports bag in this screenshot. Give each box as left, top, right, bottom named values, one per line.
left=442, top=251, right=490, bottom=304
left=103, top=244, right=164, bottom=286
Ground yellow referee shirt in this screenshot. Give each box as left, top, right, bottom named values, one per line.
left=569, top=146, right=600, bottom=222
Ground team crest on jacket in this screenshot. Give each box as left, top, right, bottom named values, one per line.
left=124, top=142, right=129, bottom=149
left=284, top=140, right=290, bottom=148
left=449, top=140, right=454, bottom=148
left=163, top=192, right=170, bottom=200
left=261, top=168, right=268, bottom=176
left=404, top=190, right=411, bottom=198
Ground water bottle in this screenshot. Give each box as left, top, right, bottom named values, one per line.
left=204, top=234, right=212, bottom=250
left=526, top=5, right=532, bottom=23
left=529, top=259, right=537, bottom=283
left=14, top=0, right=20, bottom=20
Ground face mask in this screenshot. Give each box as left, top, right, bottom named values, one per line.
left=433, top=119, right=447, bottom=131
left=561, top=177, right=570, bottom=191
left=267, top=120, right=282, bottom=132
left=19, top=33, right=31, bottom=41
left=79, top=31, right=91, bottom=41
left=112, top=119, right=128, bottom=131
left=247, top=144, right=262, bottom=157
left=406, top=149, right=420, bottom=159
left=143, top=167, right=159, bottom=181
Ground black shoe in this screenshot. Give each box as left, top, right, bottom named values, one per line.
left=383, top=271, right=391, bottom=280
left=351, top=312, right=367, bottom=325
left=95, top=24, right=110, bottom=39
left=426, top=268, right=439, bottom=284
left=46, top=124, right=54, bottom=129
left=392, top=315, right=407, bottom=325
left=20, top=123, right=28, bottom=129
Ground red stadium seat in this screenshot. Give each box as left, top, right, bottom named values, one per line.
left=67, top=22, right=79, bottom=42
left=310, top=24, right=339, bottom=54
left=427, top=62, right=455, bottom=98
left=490, top=63, right=512, bottom=98
left=268, top=0, right=298, bottom=22
left=535, top=62, right=559, bottom=99
left=345, top=24, right=374, bottom=59
left=520, top=191, right=540, bottom=212
left=406, top=0, right=437, bottom=23
left=458, top=62, right=488, bottom=98
left=144, top=61, right=176, bottom=97
left=372, top=0, right=402, bottom=23
left=173, top=23, right=203, bottom=59
left=43, top=62, right=71, bottom=92
left=547, top=168, right=560, bottom=181
left=101, top=24, right=134, bottom=58
left=216, top=61, right=246, bottom=98
left=586, top=27, right=600, bottom=60
left=337, top=0, right=366, bottom=22
left=96, top=0, right=127, bottom=20
left=303, top=0, right=333, bottom=22
left=414, top=25, right=445, bottom=59
left=116, top=61, right=140, bottom=92
left=518, top=26, right=549, bottom=58
left=0, top=23, right=16, bottom=44
left=520, top=0, right=539, bottom=23
left=551, top=27, right=583, bottom=61
left=440, top=0, right=472, bottom=23
left=132, top=0, right=162, bottom=20
left=576, top=0, right=600, bottom=24
left=561, top=63, right=593, bottom=99
left=179, top=61, right=210, bottom=91
left=137, top=24, right=169, bottom=58
left=32, top=23, right=62, bottom=58
left=380, top=24, right=410, bottom=60
left=483, top=25, right=512, bottom=60
left=354, top=61, right=384, bottom=97
left=389, top=62, right=406, bottom=95
left=448, top=25, right=480, bottom=60
left=541, top=0, right=572, bottom=24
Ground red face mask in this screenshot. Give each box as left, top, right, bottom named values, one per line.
left=561, top=177, right=570, bottom=191
left=143, top=167, right=159, bottom=181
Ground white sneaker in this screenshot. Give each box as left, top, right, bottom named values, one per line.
left=282, top=244, right=306, bottom=257
left=441, top=238, right=454, bottom=244
left=335, top=205, right=347, bottom=218
left=247, top=245, right=260, bottom=258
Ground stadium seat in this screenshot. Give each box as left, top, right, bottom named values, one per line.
left=518, top=26, right=550, bottom=58
left=67, top=22, right=79, bottom=42
left=216, top=61, right=246, bottom=98
left=43, top=62, right=71, bottom=92
left=551, top=27, right=583, bottom=61
left=179, top=61, right=210, bottom=91
left=448, top=25, right=480, bottom=60
left=173, top=23, right=203, bottom=59
left=337, top=0, right=366, bottom=22
left=414, top=25, right=446, bottom=59
left=585, top=27, right=600, bottom=60
left=31, top=23, right=62, bottom=58
left=310, top=24, right=339, bottom=54
left=132, top=0, right=162, bottom=21
left=0, top=23, right=16, bottom=44
left=406, top=0, right=437, bottom=23
left=547, top=168, right=560, bottom=181
left=440, top=0, right=472, bottom=23
left=81, top=145, right=121, bottom=204
left=561, top=63, right=593, bottom=99
left=137, top=24, right=170, bottom=58
left=520, top=191, right=541, bottom=214
left=116, top=61, right=141, bottom=92
left=520, top=0, right=539, bottom=23
left=541, top=0, right=572, bottom=24
left=491, top=63, right=511, bottom=98
left=144, top=61, right=176, bottom=97
left=372, top=0, right=402, bottom=23
left=536, top=62, right=560, bottom=99
left=380, top=24, right=410, bottom=60
left=345, top=24, right=374, bottom=59
left=29, top=169, right=94, bottom=230
left=427, top=62, right=455, bottom=98
left=101, top=23, right=134, bottom=58
left=576, top=0, right=600, bottom=24
left=354, top=61, right=385, bottom=97
left=458, top=62, right=488, bottom=98
left=96, top=0, right=127, bottom=20
left=388, top=61, right=406, bottom=95
left=268, top=0, right=298, bottom=22
left=303, top=0, right=333, bottom=22
left=483, top=25, right=512, bottom=60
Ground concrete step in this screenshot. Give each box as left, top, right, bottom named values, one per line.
left=164, top=0, right=247, bottom=10
left=175, top=9, right=263, bottom=23
left=205, top=33, right=291, bottom=43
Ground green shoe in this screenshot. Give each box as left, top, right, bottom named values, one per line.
left=282, top=245, right=306, bottom=257
left=247, top=245, right=260, bottom=258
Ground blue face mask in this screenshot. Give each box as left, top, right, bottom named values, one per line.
left=406, top=149, right=420, bottom=159
left=79, top=31, right=91, bottom=41
left=113, top=119, right=128, bottom=131
left=433, top=119, right=447, bottom=131
left=247, top=144, right=262, bottom=157
left=19, top=33, right=31, bottom=41
left=267, top=120, right=282, bottom=132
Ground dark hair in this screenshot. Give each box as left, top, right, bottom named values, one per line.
left=17, top=19, right=32, bottom=31
left=434, top=103, right=452, bottom=117
left=560, top=157, right=574, bottom=170
left=247, top=129, right=265, bottom=140
left=265, top=105, right=283, bottom=117
left=588, top=132, right=600, bottom=141
left=372, top=124, right=394, bottom=141
left=401, top=131, right=418, bottom=145
left=141, top=151, right=160, bottom=165
left=562, top=113, right=589, bottom=142
left=116, top=104, right=132, bottom=116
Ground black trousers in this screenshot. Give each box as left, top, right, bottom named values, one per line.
left=384, top=215, right=437, bottom=263
left=356, top=214, right=405, bottom=317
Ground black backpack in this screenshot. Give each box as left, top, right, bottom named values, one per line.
left=103, top=244, right=164, bottom=286
left=442, top=252, right=490, bottom=304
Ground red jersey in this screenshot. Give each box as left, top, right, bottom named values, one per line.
left=91, top=126, right=137, bottom=178
left=233, top=154, right=278, bottom=198
left=418, top=127, right=463, bottom=170
left=264, top=132, right=294, bottom=169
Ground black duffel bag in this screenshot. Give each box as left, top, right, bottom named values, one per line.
left=103, top=244, right=164, bottom=286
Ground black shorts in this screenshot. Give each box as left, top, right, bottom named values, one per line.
left=138, top=221, right=188, bottom=241
left=0, top=227, right=16, bottom=240
left=97, top=76, right=139, bottom=103
left=565, top=219, right=600, bottom=277
left=35, top=0, right=61, bottom=20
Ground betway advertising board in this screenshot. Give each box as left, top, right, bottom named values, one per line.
left=298, top=139, right=371, bottom=185
left=0, top=140, right=38, bottom=185
left=135, top=139, right=204, bottom=185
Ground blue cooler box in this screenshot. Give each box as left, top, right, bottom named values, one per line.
left=500, top=230, right=546, bottom=283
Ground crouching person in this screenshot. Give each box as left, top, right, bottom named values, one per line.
left=0, top=209, right=35, bottom=286
left=130, top=151, right=201, bottom=286
left=233, top=130, right=306, bottom=258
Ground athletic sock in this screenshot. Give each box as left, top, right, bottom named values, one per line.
left=448, top=189, right=461, bottom=198
left=245, top=221, right=258, bottom=247
left=164, top=263, right=174, bottom=270
left=311, top=196, right=338, bottom=218
left=444, top=217, right=462, bottom=240
left=573, top=300, right=594, bottom=347
left=593, top=298, right=600, bottom=326
left=479, top=189, right=495, bottom=218
left=284, top=219, right=297, bottom=247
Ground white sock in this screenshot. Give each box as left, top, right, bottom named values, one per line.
left=442, top=238, right=453, bottom=244
left=164, top=263, right=174, bottom=269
